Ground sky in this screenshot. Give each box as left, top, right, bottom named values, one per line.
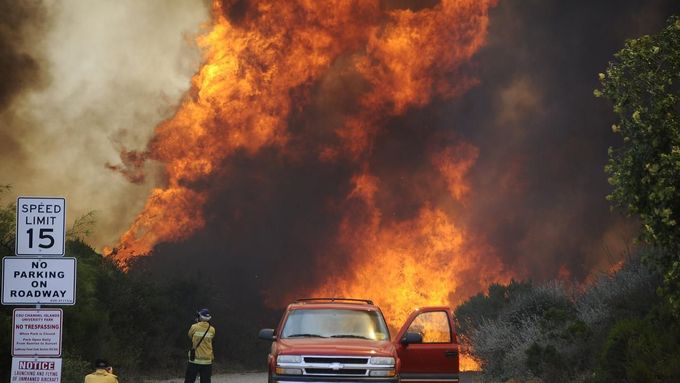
left=2, top=0, right=680, bottom=315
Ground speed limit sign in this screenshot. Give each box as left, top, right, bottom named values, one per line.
left=15, top=197, right=66, bottom=256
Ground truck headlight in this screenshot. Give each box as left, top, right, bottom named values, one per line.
left=277, top=355, right=302, bottom=364
left=369, top=369, right=396, bottom=377
left=369, top=357, right=395, bottom=366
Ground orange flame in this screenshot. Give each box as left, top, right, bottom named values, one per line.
left=458, top=337, right=482, bottom=371
left=110, top=0, right=503, bottom=370
left=313, top=143, right=508, bottom=324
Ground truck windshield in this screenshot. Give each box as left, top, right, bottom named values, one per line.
left=281, top=309, right=390, bottom=341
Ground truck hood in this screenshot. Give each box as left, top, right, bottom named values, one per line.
left=276, top=338, right=396, bottom=357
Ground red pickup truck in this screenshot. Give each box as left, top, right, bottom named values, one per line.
left=258, top=298, right=460, bottom=383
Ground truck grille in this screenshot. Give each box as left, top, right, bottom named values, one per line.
left=277, top=355, right=391, bottom=377
left=304, top=357, right=369, bottom=364
left=305, top=369, right=367, bottom=375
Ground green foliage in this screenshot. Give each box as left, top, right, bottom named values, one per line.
left=0, top=188, right=15, bottom=383
left=589, top=303, right=680, bottom=382
left=0, top=185, right=15, bottom=256
left=595, top=16, right=680, bottom=312
left=61, top=352, right=91, bottom=383
left=0, top=305, right=11, bottom=383
left=66, top=211, right=97, bottom=241
left=526, top=343, right=565, bottom=382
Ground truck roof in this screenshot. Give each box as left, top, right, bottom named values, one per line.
left=287, top=297, right=380, bottom=311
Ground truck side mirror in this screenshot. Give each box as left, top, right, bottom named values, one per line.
left=400, top=332, right=423, bottom=345
left=258, top=328, right=276, bottom=340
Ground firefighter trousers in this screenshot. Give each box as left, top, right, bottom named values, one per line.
left=184, top=362, right=212, bottom=383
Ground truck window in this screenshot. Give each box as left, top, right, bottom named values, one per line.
left=281, top=309, right=390, bottom=341
left=406, top=311, right=451, bottom=343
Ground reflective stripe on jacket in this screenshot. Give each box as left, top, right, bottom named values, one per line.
left=84, top=369, right=118, bottom=383
left=188, top=321, right=216, bottom=364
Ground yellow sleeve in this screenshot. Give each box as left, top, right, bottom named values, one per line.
left=188, top=323, right=196, bottom=338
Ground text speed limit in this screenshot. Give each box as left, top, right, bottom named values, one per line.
left=16, top=197, right=66, bottom=256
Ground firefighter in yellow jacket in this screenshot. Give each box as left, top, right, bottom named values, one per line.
left=184, top=308, right=216, bottom=383
left=84, top=359, right=118, bottom=383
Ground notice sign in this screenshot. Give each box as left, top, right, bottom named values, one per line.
left=13, top=309, right=63, bottom=357
left=1, top=257, right=77, bottom=305
left=11, top=357, right=62, bottom=383
left=16, top=197, right=66, bottom=256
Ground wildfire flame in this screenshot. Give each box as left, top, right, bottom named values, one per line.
left=109, top=0, right=505, bottom=371
left=312, top=145, right=508, bottom=324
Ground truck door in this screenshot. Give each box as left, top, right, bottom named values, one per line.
left=394, top=307, right=459, bottom=383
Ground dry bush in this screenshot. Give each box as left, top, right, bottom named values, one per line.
left=470, top=282, right=575, bottom=382
left=577, top=257, right=659, bottom=329
left=464, top=258, right=660, bottom=383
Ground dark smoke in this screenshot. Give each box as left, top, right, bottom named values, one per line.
left=452, top=0, right=680, bottom=280
left=0, top=0, right=48, bottom=162
left=380, top=0, right=440, bottom=12
left=0, top=0, right=47, bottom=110
left=221, top=0, right=250, bottom=24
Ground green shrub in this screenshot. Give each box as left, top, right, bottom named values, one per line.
left=61, top=354, right=91, bottom=383
left=526, top=343, right=566, bottom=381
left=590, top=302, right=680, bottom=382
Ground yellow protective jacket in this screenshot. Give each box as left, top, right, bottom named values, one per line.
left=188, top=321, right=215, bottom=364
left=84, top=369, right=118, bottom=383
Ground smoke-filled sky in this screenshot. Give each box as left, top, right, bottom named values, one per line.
left=2, top=0, right=680, bottom=320
left=453, top=0, right=680, bottom=280
left=0, top=0, right=208, bottom=247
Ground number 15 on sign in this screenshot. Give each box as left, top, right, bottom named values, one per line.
left=16, top=197, right=66, bottom=256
